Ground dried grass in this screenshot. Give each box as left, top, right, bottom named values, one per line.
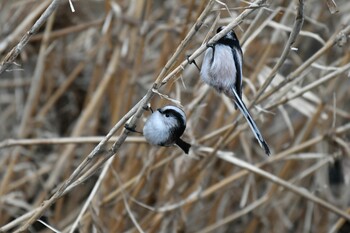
left=1, top=0, right=350, bottom=232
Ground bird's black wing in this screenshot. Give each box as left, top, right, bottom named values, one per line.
left=161, top=109, right=186, bottom=146
left=232, top=47, right=243, bottom=100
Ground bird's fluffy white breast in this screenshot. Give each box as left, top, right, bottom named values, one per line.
left=201, top=45, right=237, bottom=91
left=143, top=111, right=170, bottom=146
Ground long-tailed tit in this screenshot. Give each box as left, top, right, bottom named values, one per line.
left=143, top=105, right=191, bottom=154
left=200, top=26, right=270, bottom=155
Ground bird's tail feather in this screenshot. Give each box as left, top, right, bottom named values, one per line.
left=231, top=87, right=270, bottom=156
left=175, top=138, right=191, bottom=154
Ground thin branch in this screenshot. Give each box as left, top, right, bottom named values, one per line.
left=0, top=0, right=64, bottom=75
left=0, top=136, right=145, bottom=149
left=68, top=157, right=116, bottom=233
left=216, top=153, right=350, bottom=221
left=249, top=0, right=304, bottom=108
left=266, top=62, right=350, bottom=110
left=258, top=24, right=350, bottom=105
left=112, top=170, right=145, bottom=233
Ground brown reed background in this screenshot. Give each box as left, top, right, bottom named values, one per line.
left=0, top=0, right=350, bottom=232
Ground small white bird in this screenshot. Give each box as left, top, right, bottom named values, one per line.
left=200, top=26, right=270, bottom=155
left=143, top=106, right=191, bottom=154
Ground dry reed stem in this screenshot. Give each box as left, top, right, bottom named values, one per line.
left=249, top=0, right=304, bottom=109
left=258, top=24, right=350, bottom=105
left=267, top=62, right=350, bottom=110
left=0, top=136, right=145, bottom=149
left=0, top=0, right=64, bottom=74
left=216, top=153, right=350, bottom=221
left=0, top=7, right=57, bottom=201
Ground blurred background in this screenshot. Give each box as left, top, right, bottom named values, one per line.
left=0, top=0, right=350, bottom=232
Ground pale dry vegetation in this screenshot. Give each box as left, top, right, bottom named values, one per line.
left=0, top=0, right=350, bottom=232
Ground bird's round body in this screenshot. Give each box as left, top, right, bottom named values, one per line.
left=143, top=106, right=190, bottom=153
left=200, top=26, right=243, bottom=100
left=201, top=44, right=238, bottom=99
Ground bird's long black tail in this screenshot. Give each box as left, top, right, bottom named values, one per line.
left=231, top=87, right=270, bottom=156
left=175, top=138, right=191, bottom=154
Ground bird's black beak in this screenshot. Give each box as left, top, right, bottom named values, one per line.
left=217, top=26, right=224, bottom=33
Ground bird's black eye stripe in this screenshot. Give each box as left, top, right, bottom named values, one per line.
left=162, top=109, right=185, bottom=124
left=162, top=109, right=176, bottom=117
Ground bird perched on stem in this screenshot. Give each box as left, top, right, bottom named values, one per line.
left=200, top=26, right=270, bottom=155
